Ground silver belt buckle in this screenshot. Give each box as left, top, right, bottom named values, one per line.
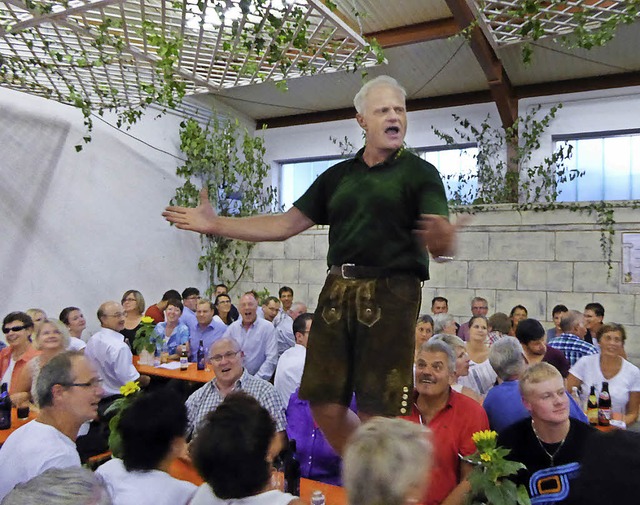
left=341, top=263, right=356, bottom=279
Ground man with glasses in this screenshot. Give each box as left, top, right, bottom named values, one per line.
left=0, top=352, right=104, bottom=500
left=185, top=336, right=286, bottom=452
left=457, top=297, right=489, bottom=341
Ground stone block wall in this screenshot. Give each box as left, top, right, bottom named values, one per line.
left=233, top=204, right=640, bottom=363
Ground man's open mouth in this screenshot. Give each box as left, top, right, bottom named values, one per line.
left=385, top=126, right=400, bottom=134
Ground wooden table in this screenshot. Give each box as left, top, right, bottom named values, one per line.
left=169, top=458, right=347, bottom=505
left=133, top=356, right=215, bottom=383
left=0, top=408, right=37, bottom=445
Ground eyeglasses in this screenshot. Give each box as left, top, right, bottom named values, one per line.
left=210, top=350, right=241, bottom=363
left=185, top=295, right=199, bottom=300
left=216, top=300, right=231, bottom=305
left=61, top=378, right=104, bottom=389
left=122, top=297, right=137, bottom=303
left=105, top=312, right=124, bottom=318
left=2, top=325, right=29, bottom=334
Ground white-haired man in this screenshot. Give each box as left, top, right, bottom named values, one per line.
left=164, top=75, right=456, bottom=453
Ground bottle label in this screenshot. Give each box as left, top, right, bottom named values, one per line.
left=598, top=407, right=611, bottom=425
left=180, top=356, right=188, bottom=370
left=587, top=408, right=598, bottom=424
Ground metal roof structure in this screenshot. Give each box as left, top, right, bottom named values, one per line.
left=2, top=0, right=640, bottom=128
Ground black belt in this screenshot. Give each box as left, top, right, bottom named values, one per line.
left=329, top=264, right=406, bottom=279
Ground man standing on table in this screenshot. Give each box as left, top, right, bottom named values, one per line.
left=163, top=75, right=456, bottom=453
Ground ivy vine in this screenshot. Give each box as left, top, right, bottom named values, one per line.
left=1, top=0, right=384, bottom=150
left=432, top=105, right=623, bottom=273
left=171, top=115, right=279, bottom=297
left=472, top=0, right=640, bottom=64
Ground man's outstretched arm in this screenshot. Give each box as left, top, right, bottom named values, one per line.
left=163, top=188, right=315, bottom=242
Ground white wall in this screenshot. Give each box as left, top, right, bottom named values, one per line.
left=0, top=87, right=209, bottom=336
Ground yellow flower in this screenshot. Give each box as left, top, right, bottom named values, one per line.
left=472, top=430, right=497, bottom=445
left=120, top=381, right=141, bottom=397
left=140, top=316, right=155, bottom=325
left=480, top=453, right=492, bottom=462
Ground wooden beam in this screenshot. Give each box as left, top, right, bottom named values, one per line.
left=365, top=18, right=460, bottom=48
left=443, top=0, right=517, bottom=130
left=257, top=72, right=640, bottom=130
left=257, top=90, right=493, bottom=129
left=516, top=71, right=640, bottom=99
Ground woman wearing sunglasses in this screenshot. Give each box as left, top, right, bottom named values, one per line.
left=0, top=312, right=39, bottom=394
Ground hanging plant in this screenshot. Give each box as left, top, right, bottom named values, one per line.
left=171, top=115, right=278, bottom=297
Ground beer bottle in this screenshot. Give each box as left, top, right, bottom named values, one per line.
left=180, top=346, right=189, bottom=371
left=284, top=440, right=300, bottom=496
left=587, top=385, right=598, bottom=425
left=197, top=340, right=205, bottom=371
left=598, top=381, right=612, bottom=426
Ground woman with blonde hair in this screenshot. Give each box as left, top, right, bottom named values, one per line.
left=11, top=318, right=70, bottom=408
left=121, top=290, right=145, bottom=349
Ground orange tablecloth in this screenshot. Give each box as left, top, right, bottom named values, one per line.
left=0, top=408, right=37, bottom=445
left=169, top=458, right=347, bottom=505
left=133, top=355, right=215, bottom=383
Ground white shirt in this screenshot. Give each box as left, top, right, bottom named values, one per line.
left=85, top=327, right=139, bottom=396
left=223, top=319, right=278, bottom=380
left=0, top=420, right=80, bottom=500
left=569, top=353, right=640, bottom=414
left=1, top=357, right=15, bottom=387
left=190, top=484, right=296, bottom=505
left=274, top=314, right=295, bottom=357
left=96, top=458, right=197, bottom=505
left=274, top=344, right=306, bottom=404
left=67, top=336, right=87, bottom=352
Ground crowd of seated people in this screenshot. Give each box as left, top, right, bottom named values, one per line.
left=2, top=290, right=640, bottom=505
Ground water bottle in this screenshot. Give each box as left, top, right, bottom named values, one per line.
left=311, top=490, right=326, bottom=505
left=153, top=345, right=161, bottom=367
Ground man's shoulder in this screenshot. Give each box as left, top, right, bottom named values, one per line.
left=450, top=389, right=486, bottom=416
left=498, top=417, right=532, bottom=444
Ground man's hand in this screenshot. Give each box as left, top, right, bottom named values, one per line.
left=162, top=187, right=218, bottom=235
left=414, top=214, right=471, bottom=258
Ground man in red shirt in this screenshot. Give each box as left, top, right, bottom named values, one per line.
left=402, top=339, right=489, bottom=505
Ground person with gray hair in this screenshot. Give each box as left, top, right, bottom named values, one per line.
left=484, top=337, right=588, bottom=434
left=431, top=334, right=481, bottom=403
left=400, top=339, right=489, bottom=505
left=0, top=467, right=112, bottom=505
left=163, top=74, right=456, bottom=455
left=343, top=417, right=432, bottom=505
left=433, top=313, right=457, bottom=335
left=548, top=309, right=598, bottom=366
left=0, top=352, right=104, bottom=501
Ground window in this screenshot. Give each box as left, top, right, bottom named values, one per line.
left=279, top=145, right=478, bottom=209
left=280, top=157, right=344, bottom=210
left=555, top=130, right=640, bottom=202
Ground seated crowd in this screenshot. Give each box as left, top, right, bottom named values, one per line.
left=1, top=290, right=640, bottom=504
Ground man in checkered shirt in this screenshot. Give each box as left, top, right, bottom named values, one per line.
left=547, top=310, right=598, bottom=366
left=185, top=336, right=287, bottom=453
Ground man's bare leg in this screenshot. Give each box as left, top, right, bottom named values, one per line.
left=310, top=403, right=375, bottom=455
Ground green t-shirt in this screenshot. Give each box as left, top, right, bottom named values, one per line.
left=294, top=148, right=449, bottom=280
